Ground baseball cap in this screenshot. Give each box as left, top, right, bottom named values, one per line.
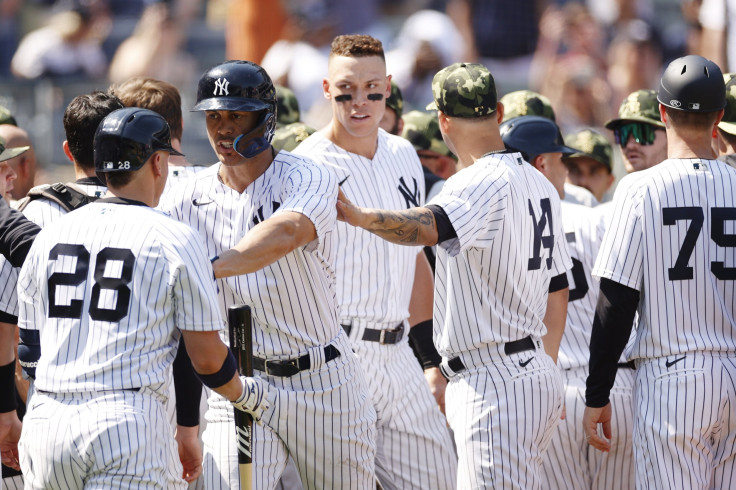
left=425, top=63, right=497, bottom=118
left=386, top=81, right=404, bottom=119
left=275, top=86, right=300, bottom=127
left=718, top=75, right=736, bottom=135
left=564, top=129, right=613, bottom=172
left=272, top=122, right=316, bottom=152
left=0, top=135, right=29, bottom=163
left=499, top=90, right=556, bottom=122
left=0, top=105, right=16, bottom=126
left=400, top=110, right=454, bottom=158
left=605, top=89, right=664, bottom=129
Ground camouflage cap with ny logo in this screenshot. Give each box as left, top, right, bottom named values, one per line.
left=426, top=63, right=497, bottom=118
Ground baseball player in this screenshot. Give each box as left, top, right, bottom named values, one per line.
left=379, top=80, right=404, bottom=135
left=111, top=77, right=209, bottom=189
left=293, top=35, right=457, bottom=490
left=16, top=107, right=268, bottom=489
left=160, top=60, right=377, bottom=490
left=271, top=86, right=316, bottom=153
left=500, top=116, right=636, bottom=489
left=500, top=89, right=599, bottom=208
left=584, top=55, right=736, bottom=489
left=712, top=74, right=736, bottom=168
left=337, top=62, right=571, bottom=489
left=563, top=129, right=615, bottom=203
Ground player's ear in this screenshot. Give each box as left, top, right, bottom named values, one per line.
left=386, top=74, right=392, bottom=98
left=323, top=78, right=331, bottom=99
left=532, top=154, right=546, bottom=172
left=496, top=102, right=504, bottom=124
left=62, top=141, right=74, bottom=164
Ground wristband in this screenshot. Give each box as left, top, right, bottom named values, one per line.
left=408, top=320, right=441, bottom=370
left=0, top=359, right=18, bottom=413
left=196, top=350, right=237, bottom=389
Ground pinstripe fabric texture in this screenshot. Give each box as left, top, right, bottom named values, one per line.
left=541, top=201, right=635, bottom=489
left=429, top=152, right=571, bottom=489
left=295, top=130, right=456, bottom=490
left=593, top=158, right=736, bottom=489
left=160, top=153, right=377, bottom=489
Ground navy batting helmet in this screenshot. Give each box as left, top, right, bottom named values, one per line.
left=94, top=107, right=183, bottom=172
left=658, top=55, right=726, bottom=113
left=499, top=115, right=577, bottom=162
left=193, top=60, right=277, bottom=158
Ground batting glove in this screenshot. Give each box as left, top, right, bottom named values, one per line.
left=232, top=376, right=271, bottom=421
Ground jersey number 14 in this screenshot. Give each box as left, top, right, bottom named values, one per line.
left=47, top=243, right=134, bottom=322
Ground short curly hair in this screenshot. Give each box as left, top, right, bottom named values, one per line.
left=329, top=34, right=384, bottom=61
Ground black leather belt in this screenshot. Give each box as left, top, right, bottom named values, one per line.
left=617, top=361, right=636, bottom=370
left=444, top=336, right=537, bottom=375
left=253, top=344, right=341, bottom=377
left=341, top=323, right=404, bottom=345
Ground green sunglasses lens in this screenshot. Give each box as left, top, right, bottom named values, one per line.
left=616, top=123, right=656, bottom=146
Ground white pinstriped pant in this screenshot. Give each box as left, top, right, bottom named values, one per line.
left=201, top=333, right=377, bottom=490
left=633, top=354, right=736, bottom=490
left=443, top=343, right=563, bottom=490
left=348, top=330, right=457, bottom=490
left=18, top=388, right=186, bottom=489
left=540, top=365, right=635, bottom=490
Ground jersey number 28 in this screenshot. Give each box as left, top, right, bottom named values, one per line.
left=47, top=243, right=134, bottom=322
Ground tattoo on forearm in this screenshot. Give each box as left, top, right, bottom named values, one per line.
left=368, top=208, right=435, bottom=244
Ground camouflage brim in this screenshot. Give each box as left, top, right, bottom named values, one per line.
left=386, top=81, right=404, bottom=119
left=275, top=86, right=300, bottom=127
left=426, top=62, right=497, bottom=118
left=400, top=110, right=453, bottom=158
left=0, top=105, right=16, bottom=126
left=605, top=89, right=664, bottom=129
left=499, top=90, right=556, bottom=122
left=272, top=122, right=316, bottom=152
left=564, top=129, right=613, bottom=171
left=719, top=74, right=736, bottom=135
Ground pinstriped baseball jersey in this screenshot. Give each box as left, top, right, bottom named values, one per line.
left=17, top=199, right=224, bottom=397
left=165, top=164, right=209, bottom=192
left=0, top=179, right=107, bottom=317
left=557, top=201, right=601, bottom=370
left=293, top=130, right=425, bottom=325
left=159, top=152, right=340, bottom=359
left=429, top=152, right=572, bottom=358
left=593, top=158, right=736, bottom=359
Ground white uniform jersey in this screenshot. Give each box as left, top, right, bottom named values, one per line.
left=593, top=158, right=736, bottom=359
left=165, top=164, right=209, bottom=192
left=160, top=152, right=340, bottom=357
left=0, top=179, right=107, bottom=317
left=564, top=182, right=599, bottom=208
left=429, top=152, right=572, bottom=358
left=17, top=199, right=223, bottom=396
left=557, top=201, right=602, bottom=370
left=294, top=130, right=425, bottom=325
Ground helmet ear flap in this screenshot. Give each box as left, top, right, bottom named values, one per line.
left=234, top=111, right=276, bottom=159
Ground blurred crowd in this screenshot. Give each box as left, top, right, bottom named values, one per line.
left=0, top=0, right=731, bottom=195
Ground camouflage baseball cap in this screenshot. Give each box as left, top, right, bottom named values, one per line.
left=425, top=63, right=497, bottom=118
left=564, top=129, right=613, bottom=171
left=386, top=81, right=404, bottom=119
left=400, top=110, right=454, bottom=158
left=275, top=86, right=300, bottom=127
left=0, top=135, right=29, bottom=163
left=605, top=89, right=664, bottom=129
left=499, top=90, right=556, bottom=122
left=0, top=105, right=16, bottom=126
left=272, top=122, right=316, bottom=152
left=719, top=75, right=736, bottom=135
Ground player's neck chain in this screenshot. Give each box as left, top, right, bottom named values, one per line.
left=480, top=149, right=510, bottom=159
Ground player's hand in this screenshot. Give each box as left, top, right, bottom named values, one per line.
left=232, top=376, right=271, bottom=421
left=582, top=403, right=612, bottom=452
left=423, top=366, right=447, bottom=414
left=175, top=424, right=202, bottom=483
left=0, top=410, right=22, bottom=471
left=336, top=189, right=364, bottom=227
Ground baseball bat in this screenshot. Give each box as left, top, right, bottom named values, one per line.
left=228, top=305, right=254, bottom=490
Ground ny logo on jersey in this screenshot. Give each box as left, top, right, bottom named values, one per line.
left=398, top=177, right=420, bottom=208
left=213, top=77, right=229, bottom=96
left=252, top=201, right=282, bottom=226
left=528, top=198, right=555, bottom=271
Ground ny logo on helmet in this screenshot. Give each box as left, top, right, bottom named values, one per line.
left=214, top=77, right=230, bottom=96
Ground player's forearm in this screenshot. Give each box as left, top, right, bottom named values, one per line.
left=181, top=330, right=246, bottom=402
left=357, top=207, right=439, bottom=247
left=542, top=288, right=568, bottom=363
left=408, top=252, right=434, bottom=325
left=0, top=323, right=15, bottom=365
left=213, top=212, right=317, bottom=278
